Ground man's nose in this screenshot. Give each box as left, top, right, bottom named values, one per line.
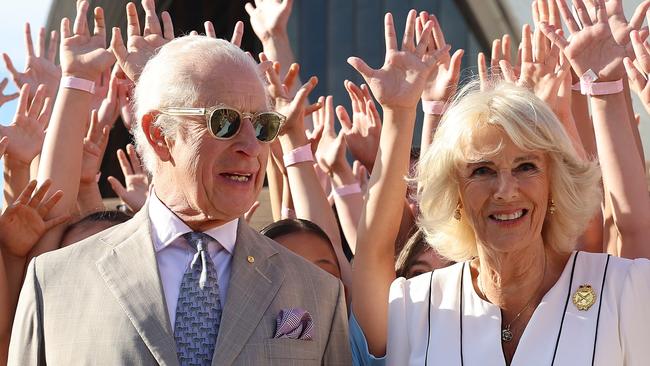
left=234, top=117, right=262, bottom=157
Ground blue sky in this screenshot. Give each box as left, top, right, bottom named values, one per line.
left=0, top=1, right=51, bottom=186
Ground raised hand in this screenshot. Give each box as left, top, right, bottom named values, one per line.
left=312, top=95, right=338, bottom=174
left=348, top=11, right=449, bottom=111
left=245, top=0, right=293, bottom=42
left=415, top=12, right=464, bottom=103
left=110, top=0, right=174, bottom=81
left=2, top=23, right=60, bottom=99
left=500, top=24, right=569, bottom=115
left=539, top=0, right=626, bottom=81
left=625, top=30, right=650, bottom=113
left=107, top=144, right=149, bottom=212
left=337, top=81, right=381, bottom=172
left=203, top=20, right=245, bottom=47
left=91, top=64, right=124, bottom=130
left=0, top=84, right=51, bottom=166
left=599, top=0, right=650, bottom=54
left=80, top=110, right=109, bottom=184
left=0, top=179, right=68, bottom=258
left=60, top=1, right=116, bottom=81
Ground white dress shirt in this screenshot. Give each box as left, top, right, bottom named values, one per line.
left=148, top=191, right=238, bottom=330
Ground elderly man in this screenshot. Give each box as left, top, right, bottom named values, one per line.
left=8, top=2, right=350, bottom=365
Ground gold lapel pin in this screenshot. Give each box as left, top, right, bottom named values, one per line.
left=247, top=256, right=255, bottom=264
left=572, top=284, right=596, bottom=311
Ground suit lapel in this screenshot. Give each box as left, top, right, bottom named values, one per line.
left=96, top=207, right=179, bottom=366
left=213, top=220, right=284, bottom=365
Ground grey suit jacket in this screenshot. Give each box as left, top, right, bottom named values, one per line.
left=8, top=206, right=351, bottom=365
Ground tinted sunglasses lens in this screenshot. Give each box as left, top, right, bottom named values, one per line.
left=253, top=113, right=283, bottom=142
left=209, top=109, right=241, bottom=139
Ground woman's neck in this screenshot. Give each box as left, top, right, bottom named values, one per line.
left=473, top=238, right=558, bottom=312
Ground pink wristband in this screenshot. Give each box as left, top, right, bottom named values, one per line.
left=332, top=183, right=362, bottom=197
left=61, top=76, right=96, bottom=94
left=579, top=69, right=623, bottom=96
left=283, top=144, right=314, bottom=167
left=421, top=100, right=446, bottom=115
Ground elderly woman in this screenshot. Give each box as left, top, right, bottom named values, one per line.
left=349, top=8, right=650, bottom=366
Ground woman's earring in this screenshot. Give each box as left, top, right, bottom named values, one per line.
left=548, top=199, right=556, bottom=215
left=454, top=206, right=462, bottom=220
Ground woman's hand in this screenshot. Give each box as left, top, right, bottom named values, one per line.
left=2, top=23, right=60, bottom=100
left=110, top=0, right=174, bottom=82
left=108, top=144, right=150, bottom=213
left=59, top=1, right=116, bottom=82
left=337, top=81, right=381, bottom=172
left=79, top=110, right=109, bottom=185
left=539, top=0, right=627, bottom=81
left=625, top=30, right=650, bottom=114
left=0, top=84, right=51, bottom=166
left=0, top=180, right=68, bottom=258
left=245, top=0, right=293, bottom=42
left=347, top=11, right=448, bottom=111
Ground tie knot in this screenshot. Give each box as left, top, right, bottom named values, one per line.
left=182, top=232, right=213, bottom=252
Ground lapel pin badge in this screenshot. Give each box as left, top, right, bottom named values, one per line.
left=572, top=284, right=596, bottom=311
left=247, top=255, right=255, bottom=264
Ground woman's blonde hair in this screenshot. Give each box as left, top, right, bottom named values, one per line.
left=416, top=80, right=601, bottom=262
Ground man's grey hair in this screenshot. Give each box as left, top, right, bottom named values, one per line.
left=132, top=35, right=266, bottom=174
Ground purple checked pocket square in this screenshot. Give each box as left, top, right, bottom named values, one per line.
left=273, top=308, right=314, bottom=340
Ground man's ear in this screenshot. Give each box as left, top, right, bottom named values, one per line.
left=140, top=112, right=173, bottom=162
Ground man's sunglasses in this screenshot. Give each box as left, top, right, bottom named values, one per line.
left=159, top=105, right=286, bottom=143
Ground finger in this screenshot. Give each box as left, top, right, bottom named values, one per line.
left=366, top=99, right=381, bottom=127
left=539, top=22, right=569, bottom=50
left=244, top=2, right=256, bottom=16
left=60, top=17, right=72, bottom=39
left=161, top=11, right=174, bottom=40
left=47, top=30, right=59, bottom=62
left=324, top=95, right=334, bottom=130
left=549, top=0, right=561, bottom=27
left=491, top=38, right=502, bottom=71
left=415, top=20, right=434, bottom=57
left=283, top=63, right=300, bottom=91
left=304, top=102, right=322, bottom=116
left=533, top=0, right=541, bottom=24
left=315, top=96, right=325, bottom=125
left=264, top=61, right=283, bottom=89
left=591, top=0, right=608, bottom=24
left=16, top=84, right=31, bottom=119
left=204, top=21, right=216, bottom=37
left=16, top=180, right=38, bottom=205
left=415, top=12, right=425, bottom=45
left=108, top=176, right=129, bottom=199
left=43, top=212, right=71, bottom=231
left=111, top=27, right=129, bottom=69
left=190, top=30, right=199, bottom=36
left=231, top=21, right=244, bottom=47
left=0, top=78, right=9, bottom=91
left=126, top=144, right=143, bottom=173
left=24, top=23, right=35, bottom=57
left=244, top=201, right=260, bottom=222
left=38, top=190, right=65, bottom=218
left=478, top=52, right=488, bottom=89
left=27, top=85, right=47, bottom=120
left=521, top=24, right=533, bottom=63
left=37, top=27, right=46, bottom=58
left=38, top=97, right=53, bottom=127
left=538, top=0, right=550, bottom=23
left=292, top=76, right=318, bottom=109
left=142, top=0, right=163, bottom=36
left=624, top=57, right=647, bottom=93
left=259, top=52, right=269, bottom=63
left=502, top=34, right=512, bottom=64
left=448, top=49, right=464, bottom=85
left=555, top=0, right=580, bottom=34
left=631, top=31, right=650, bottom=72
left=93, top=6, right=107, bottom=39
left=360, top=83, right=374, bottom=103
left=533, top=27, right=547, bottom=63
left=629, top=1, right=650, bottom=31
left=345, top=80, right=364, bottom=113
left=384, top=12, right=398, bottom=51
left=347, top=57, right=375, bottom=81
left=573, top=0, right=593, bottom=27
left=116, top=148, right=134, bottom=176
left=402, top=10, right=417, bottom=52
left=499, top=60, right=517, bottom=82
left=73, top=0, right=89, bottom=36
left=2, top=53, right=20, bottom=80
left=28, top=179, right=52, bottom=208
left=430, top=14, right=447, bottom=49
left=336, top=105, right=352, bottom=131
left=126, top=2, right=141, bottom=37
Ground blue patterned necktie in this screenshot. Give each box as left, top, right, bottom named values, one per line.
left=174, top=232, right=223, bottom=366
